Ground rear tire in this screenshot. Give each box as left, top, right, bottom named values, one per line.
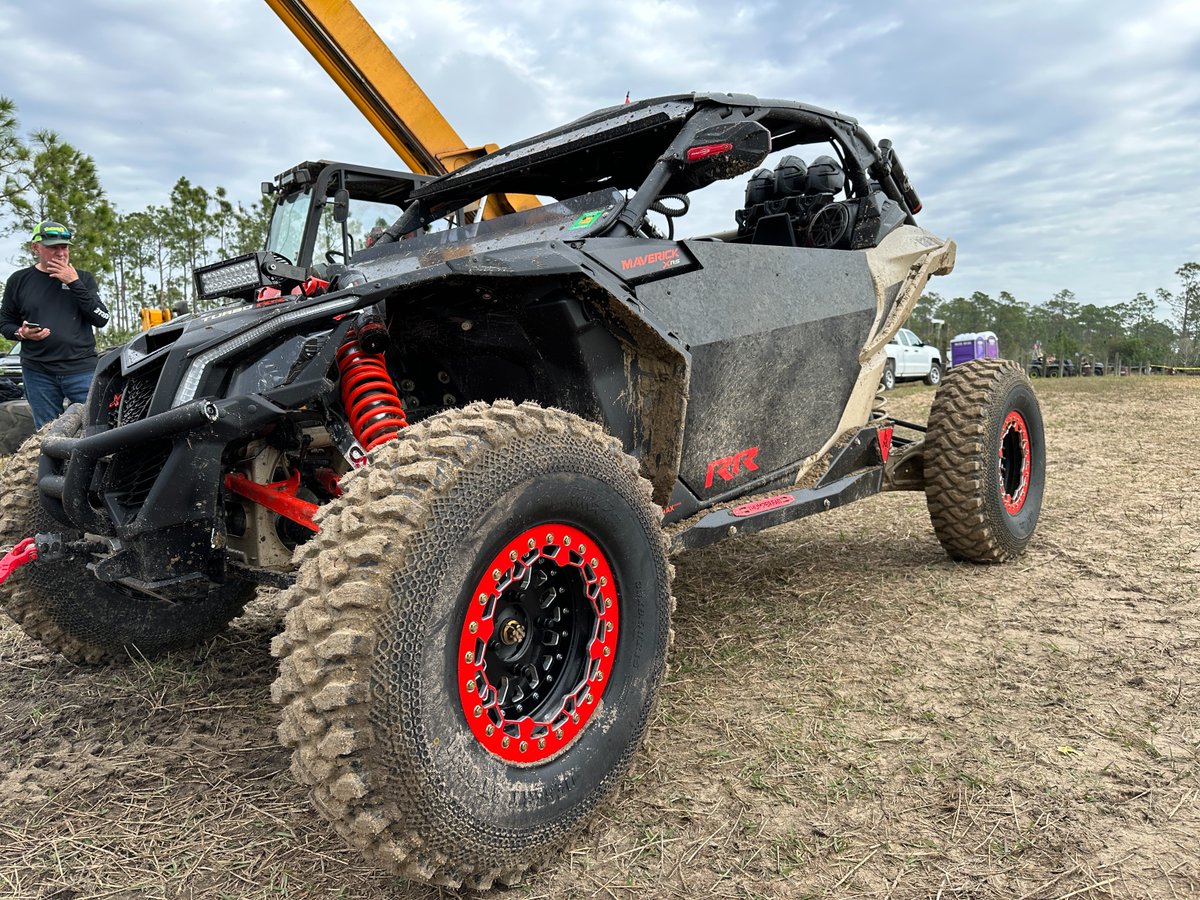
left=924, top=359, right=1045, bottom=562
left=882, top=361, right=897, bottom=391
left=0, top=405, right=256, bottom=664
left=272, top=401, right=673, bottom=889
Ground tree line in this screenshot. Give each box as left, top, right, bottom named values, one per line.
left=2, top=95, right=1198, bottom=363
left=1, top=97, right=270, bottom=348
left=908, top=268, right=1198, bottom=370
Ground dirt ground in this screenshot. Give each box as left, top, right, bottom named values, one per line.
left=0, top=375, right=1196, bottom=899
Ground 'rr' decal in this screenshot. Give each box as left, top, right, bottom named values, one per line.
left=705, top=447, right=760, bottom=488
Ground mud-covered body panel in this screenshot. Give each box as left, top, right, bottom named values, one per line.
left=633, top=242, right=876, bottom=499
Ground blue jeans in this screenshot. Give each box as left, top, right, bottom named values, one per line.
left=23, top=367, right=94, bottom=429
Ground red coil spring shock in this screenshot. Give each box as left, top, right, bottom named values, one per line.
left=336, top=332, right=407, bottom=451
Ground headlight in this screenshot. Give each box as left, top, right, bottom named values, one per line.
left=173, top=294, right=362, bottom=406
left=227, top=331, right=334, bottom=397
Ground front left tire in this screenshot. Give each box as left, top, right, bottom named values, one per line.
left=0, top=405, right=256, bottom=663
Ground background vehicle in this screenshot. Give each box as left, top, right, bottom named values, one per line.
left=0, top=343, right=22, bottom=384
left=883, top=326, right=942, bottom=388
left=1029, top=356, right=1076, bottom=376
left=0, top=344, right=32, bottom=454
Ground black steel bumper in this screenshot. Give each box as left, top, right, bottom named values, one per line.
left=37, top=396, right=285, bottom=585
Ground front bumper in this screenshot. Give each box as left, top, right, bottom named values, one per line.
left=38, top=395, right=285, bottom=585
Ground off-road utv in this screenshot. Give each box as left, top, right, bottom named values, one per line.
left=0, top=92, right=1045, bottom=888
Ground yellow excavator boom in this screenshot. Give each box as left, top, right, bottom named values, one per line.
left=264, top=0, right=537, bottom=217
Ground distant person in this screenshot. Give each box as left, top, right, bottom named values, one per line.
left=0, top=221, right=110, bottom=428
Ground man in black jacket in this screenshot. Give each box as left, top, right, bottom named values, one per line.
left=0, top=221, right=110, bottom=427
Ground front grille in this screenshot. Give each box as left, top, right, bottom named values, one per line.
left=119, top=371, right=158, bottom=426
left=104, top=440, right=173, bottom=513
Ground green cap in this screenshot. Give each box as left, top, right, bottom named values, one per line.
left=32, top=221, right=73, bottom=246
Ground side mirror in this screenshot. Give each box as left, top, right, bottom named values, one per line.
left=332, top=188, right=350, bottom=224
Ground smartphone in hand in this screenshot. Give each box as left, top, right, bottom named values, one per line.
left=24, top=322, right=44, bottom=331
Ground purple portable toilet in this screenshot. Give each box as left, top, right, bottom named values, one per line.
left=981, top=331, right=999, bottom=359
left=950, top=332, right=977, bottom=367
left=949, top=331, right=1000, bottom=367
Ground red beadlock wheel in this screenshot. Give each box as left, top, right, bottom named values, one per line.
left=999, top=410, right=1032, bottom=515
left=458, top=524, right=619, bottom=763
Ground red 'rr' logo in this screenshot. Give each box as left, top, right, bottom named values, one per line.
left=704, top=447, right=760, bottom=488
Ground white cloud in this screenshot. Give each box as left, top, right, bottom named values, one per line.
left=0, top=0, right=1196, bottom=310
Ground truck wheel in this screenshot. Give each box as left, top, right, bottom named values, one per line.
left=882, top=360, right=896, bottom=390
left=923, top=359, right=1045, bottom=562
left=272, top=401, right=673, bottom=889
left=0, top=400, right=34, bottom=455
left=925, top=361, right=942, bottom=386
left=0, top=405, right=255, bottom=664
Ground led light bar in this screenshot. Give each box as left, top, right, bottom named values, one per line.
left=194, top=254, right=264, bottom=301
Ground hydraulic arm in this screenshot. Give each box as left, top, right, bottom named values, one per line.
left=265, top=0, right=537, bottom=217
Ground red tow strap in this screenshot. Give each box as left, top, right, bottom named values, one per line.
left=0, top=537, right=38, bottom=586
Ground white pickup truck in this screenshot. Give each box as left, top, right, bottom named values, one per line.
left=882, top=327, right=942, bottom=389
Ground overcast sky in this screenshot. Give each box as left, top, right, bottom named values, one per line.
left=1, top=0, right=1198, bottom=315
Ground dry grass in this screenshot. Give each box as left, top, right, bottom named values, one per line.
left=1, top=375, right=1197, bottom=899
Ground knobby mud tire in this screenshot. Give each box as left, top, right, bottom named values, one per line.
left=0, top=404, right=255, bottom=664
left=924, top=359, right=1045, bottom=562
left=271, top=401, right=674, bottom=889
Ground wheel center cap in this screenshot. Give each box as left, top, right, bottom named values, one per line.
left=500, top=619, right=526, bottom=646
